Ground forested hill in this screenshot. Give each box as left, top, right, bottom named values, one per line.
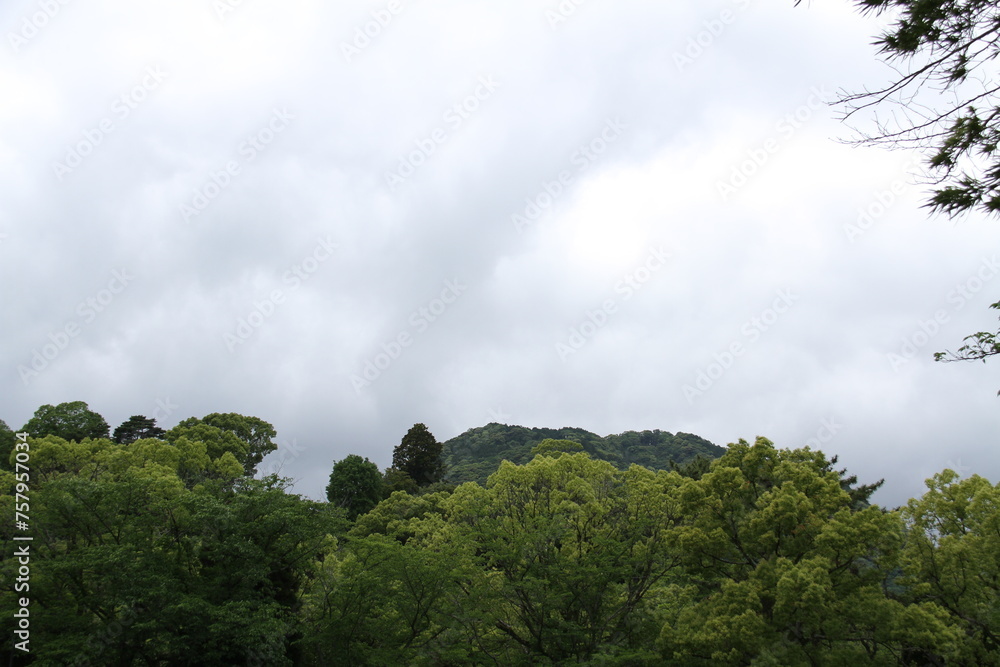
left=442, top=423, right=724, bottom=484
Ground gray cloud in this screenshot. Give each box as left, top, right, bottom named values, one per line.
left=3, top=0, right=999, bottom=509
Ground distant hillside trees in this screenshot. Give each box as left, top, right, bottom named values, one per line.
left=442, top=423, right=725, bottom=484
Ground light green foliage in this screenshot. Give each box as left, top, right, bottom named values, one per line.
left=901, top=470, right=1000, bottom=664
left=2, top=417, right=994, bottom=665
left=201, top=412, right=278, bottom=475
left=530, top=438, right=585, bottom=456
left=300, top=488, right=483, bottom=665
left=298, top=531, right=476, bottom=666
left=660, top=437, right=958, bottom=665
left=350, top=489, right=451, bottom=543
left=166, top=419, right=250, bottom=477
left=447, top=453, right=683, bottom=664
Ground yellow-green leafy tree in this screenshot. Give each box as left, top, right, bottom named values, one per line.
left=659, top=437, right=961, bottom=665
left=899, top=470, right=1000, bottom=665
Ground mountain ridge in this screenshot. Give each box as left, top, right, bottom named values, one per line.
left=441, top=422, right=725, bottom=485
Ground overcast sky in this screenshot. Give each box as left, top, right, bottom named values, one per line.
left=3, top=0, right=998, bottom=508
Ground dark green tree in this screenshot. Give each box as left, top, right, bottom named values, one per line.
left=20, top=401, right=109, bottom=442
left=0, top=419, right=15, bottom=471
left=326, top=455, right=384, bottom=519
left=113, top=415, right=166, bottom=444
left=382, top=467, right=419, bottom=496
left=0, top=433, right=341, bottom=666
left=669, top=453, right=713, bottom=480
left=392, top=423, right=443, bottom=487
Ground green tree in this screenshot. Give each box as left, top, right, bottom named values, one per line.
left=0, top=419, right=15, bottom=471
left=298, top=531, right=475, bottom=666
left=529, top=437, right=584, bottom=456
left=0, top=431, right=340, bottom=666
left=447, top=453, right=684, bottom=663
left=899, top=469, right=1000, bottom=664
left=382, top=467, right=419, bottom=496
left=326, top=455, right=384, bottom=520
left=165, top=419, right=250, bottom=485
left=669, top=453, right=713, bottom=480
left=300, top=488, right=486, bottom=665
left=201, top=412, right=278, bottom=476
left=392, top=423, right=443, bottom=487
left=20, top=401, right=109, bottom=442
left=113, top=414, right=166, bottom=444
left=659, top=437, right=959, bottom=665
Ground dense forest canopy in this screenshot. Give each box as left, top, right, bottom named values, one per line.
left=442, top=423, right=724, bottom=485
left=2, top=402, right=997, bottom=665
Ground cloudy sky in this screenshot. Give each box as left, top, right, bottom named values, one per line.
left=3, top=0, right=998, bottom=508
